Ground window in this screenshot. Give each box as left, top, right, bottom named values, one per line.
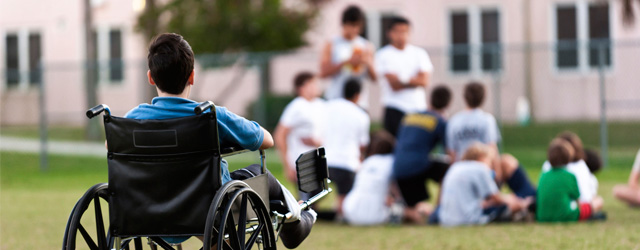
left=556, top=6, right=578, bottom=68
left=5, top=34, right=19, bottom=86
left=94, top=27, right=123, bottom=84
left=588, top=4, right=610, bottom=67
left=450, top=12, right=470, bottom=72
left=449, top=8, right=501, bottom=73
left=481, top=10, right=501, bottom=71
left=554, top=2, right=611, bottom=71
left=380, top=15, right=396, bottom=47
left=28, top=33, right=42, bottom=85
left=109, top=29, right=123, bottom=81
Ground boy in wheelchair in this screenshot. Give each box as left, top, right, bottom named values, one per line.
left=123, top=33, right=315, bottom=249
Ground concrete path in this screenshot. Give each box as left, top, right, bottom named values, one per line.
left=0, top=136, right=107, bottom=157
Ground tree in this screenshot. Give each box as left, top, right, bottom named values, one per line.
left=136, top=0, right=323, bottom=54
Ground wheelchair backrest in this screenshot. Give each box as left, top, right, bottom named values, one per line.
left=103, top=109, right=222, bottom=237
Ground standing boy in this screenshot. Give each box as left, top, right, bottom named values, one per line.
left=274, top=72, right=326, bottom=194
left=323, top=78, right=370, bottom=217
left=319, top=5, right=376, bottom=106
left=393, top=85, right=451, bottom=223
left=376, top=16, right=433, bottom=137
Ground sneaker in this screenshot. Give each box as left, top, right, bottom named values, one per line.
left=279, top=210, right=316, bottom=249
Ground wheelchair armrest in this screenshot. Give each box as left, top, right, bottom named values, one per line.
left=220, top=143, right=250, bottom=157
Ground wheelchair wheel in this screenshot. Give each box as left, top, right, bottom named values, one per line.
left=63, top=183, right=113, bottom=250
left=204, top=181, right=276, bottom=250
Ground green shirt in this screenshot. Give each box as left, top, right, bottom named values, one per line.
left=536, top=167, right=580, bottom=222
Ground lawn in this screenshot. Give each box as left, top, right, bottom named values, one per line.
left=2, top=122, right=640, bottom=249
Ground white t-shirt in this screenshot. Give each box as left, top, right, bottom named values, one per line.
left=325, top=35, right=371, bottom=108
left=375, top=44, right=433, bottom=113
left=279, top=97, right=327, bottom=167
left=323, top=99, right=370, bottom=171
left=542, top=159, right=597, bottom=202
left=633, top=148, right=640, bottom=173
left=446, top=109, right=501, bottom=160
left=343, top=154, right=394, bottom=225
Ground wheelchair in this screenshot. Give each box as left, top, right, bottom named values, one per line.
left=62, top=101, right=332, bottom=250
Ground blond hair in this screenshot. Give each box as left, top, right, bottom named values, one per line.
left=462, top=143, right=493, bottom=161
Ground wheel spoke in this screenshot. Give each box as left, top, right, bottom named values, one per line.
left=78, top=224, right=100, bottom=250
left=213, top=226, right=234, bottom=250
left=237, top=193, right=248, bottom=249
left=134, top=237, right=143, bottom=250
left=225, top=209, right=241, bottom=250
left=94, top=197, right=107, bottom=249
left=245, top=223, right=264, bottom=250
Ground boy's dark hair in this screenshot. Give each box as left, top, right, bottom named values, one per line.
left=365, top=130, right=395, bottom=158
left=293, top=71, right=314, bottom=95
left=148, top=33, right=194, bottom=95
left=548, top=138, right=575, bottom=167
left=387, top=16, right=410, bottom=31
left=557, top=131, right=585, bottom=162
left=430, top=85, right=452, bottom=110
left=464, top=82, right=485, bottom=108
left=343, top=78, right=362, bottom=100
left=584, top=148, right=602, bottom=173
left=342, top=5, right=365, bottom=25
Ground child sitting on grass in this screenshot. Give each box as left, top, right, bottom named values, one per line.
left=537, top=138, right=603, bottom=222
left=438, top=143, right=531, bottom=226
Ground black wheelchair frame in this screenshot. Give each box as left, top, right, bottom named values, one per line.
left=62, top=102, right=332, bottom=250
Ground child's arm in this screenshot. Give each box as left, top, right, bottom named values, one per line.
left=259, top=127, right=274, bottom=149
left=274, top=124, right=296, bottom=182
left=628, top=170, right=640, bottom=189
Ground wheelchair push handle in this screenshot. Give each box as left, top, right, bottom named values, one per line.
left=86, top=104, right=111, bottom=119
left=195, top=101, right=214, bottom=115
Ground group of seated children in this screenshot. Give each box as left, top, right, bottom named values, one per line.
left=341, top=81, right=614, bottom=227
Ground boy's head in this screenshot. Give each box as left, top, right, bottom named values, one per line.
left=293, top=71, right=319, bottom=99
left=341, top=5, right=365, bottom=39
left=430, top=85, right=452, bottom=111
left=365, top=130, right=395, bottom=158
left=557, top=131, right=585, bottom=162
left=584, top=148, right=603, bottom=174
left=387, top=16, right=410, bottom=48
left=548, top=138, right=575, bottom=168
left=343, top=78, right=362, bottom=103
left=464, top=82, right=485, bottom=109
left=147, top=33, right=195, bottom=95
left=462, top=143, right=495, bottom=167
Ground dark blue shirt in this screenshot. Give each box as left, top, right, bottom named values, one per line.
left=392, top=110, right=447, bottom=179
left=124, top=97, right=265, bottom=184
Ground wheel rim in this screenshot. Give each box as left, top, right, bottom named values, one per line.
left=63, top=183, right=112, bottom=250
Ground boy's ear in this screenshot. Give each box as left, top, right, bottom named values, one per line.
left=147, top=70, right=156, bottom=86
left=188, top=70, right=195, bottom=85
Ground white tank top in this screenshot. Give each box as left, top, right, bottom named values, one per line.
left=324, top=35, right=371, bottom=108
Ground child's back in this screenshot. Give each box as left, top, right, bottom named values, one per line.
left=343, top=154, right=394, bottom=225
left=536, top=168, right=580, bottom=222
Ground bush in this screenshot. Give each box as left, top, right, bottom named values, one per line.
left=247, top=94, right=295, bottom=131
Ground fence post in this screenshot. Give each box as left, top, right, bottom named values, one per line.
left=38, top=62, right=48, bottom=171
left=598, top=42, right=608, bottom=167
left=491, top=45, right=503, bottom=151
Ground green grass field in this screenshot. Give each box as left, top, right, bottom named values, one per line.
left=2, top=123, right=640, bottom=249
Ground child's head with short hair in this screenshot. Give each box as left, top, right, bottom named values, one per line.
left=365, top=130, right=395, bottom=158
left=343, top=78, right=362, bottom=102
left=463, top=82, right=485, bottom=109
left=462, top=143, right=495, bottom=167
left=557, top=131, right=585, bottom=162
left=147, top=33, right=194, bottom=95
left=387, top=16, right=411, bottom=47
left=548, top=138, right=575, bottom=168
left=584, top=148, right=603, bottom=174
left=341, top=5, right=365, bottom=39
left=293, top=71, right=318, bottom=99
left=430, top=85, right=452, bottom=111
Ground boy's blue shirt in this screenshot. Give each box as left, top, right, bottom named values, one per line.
left=392, top=110, right=447, bottom=178
left=124, top=97, right=265, bottom=184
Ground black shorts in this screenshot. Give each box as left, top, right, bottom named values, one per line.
left=383, top=107, right=405, bottom=137
left=328, top=167, right=356, bottom=196
left=396, top=160, right=450, bottom=207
